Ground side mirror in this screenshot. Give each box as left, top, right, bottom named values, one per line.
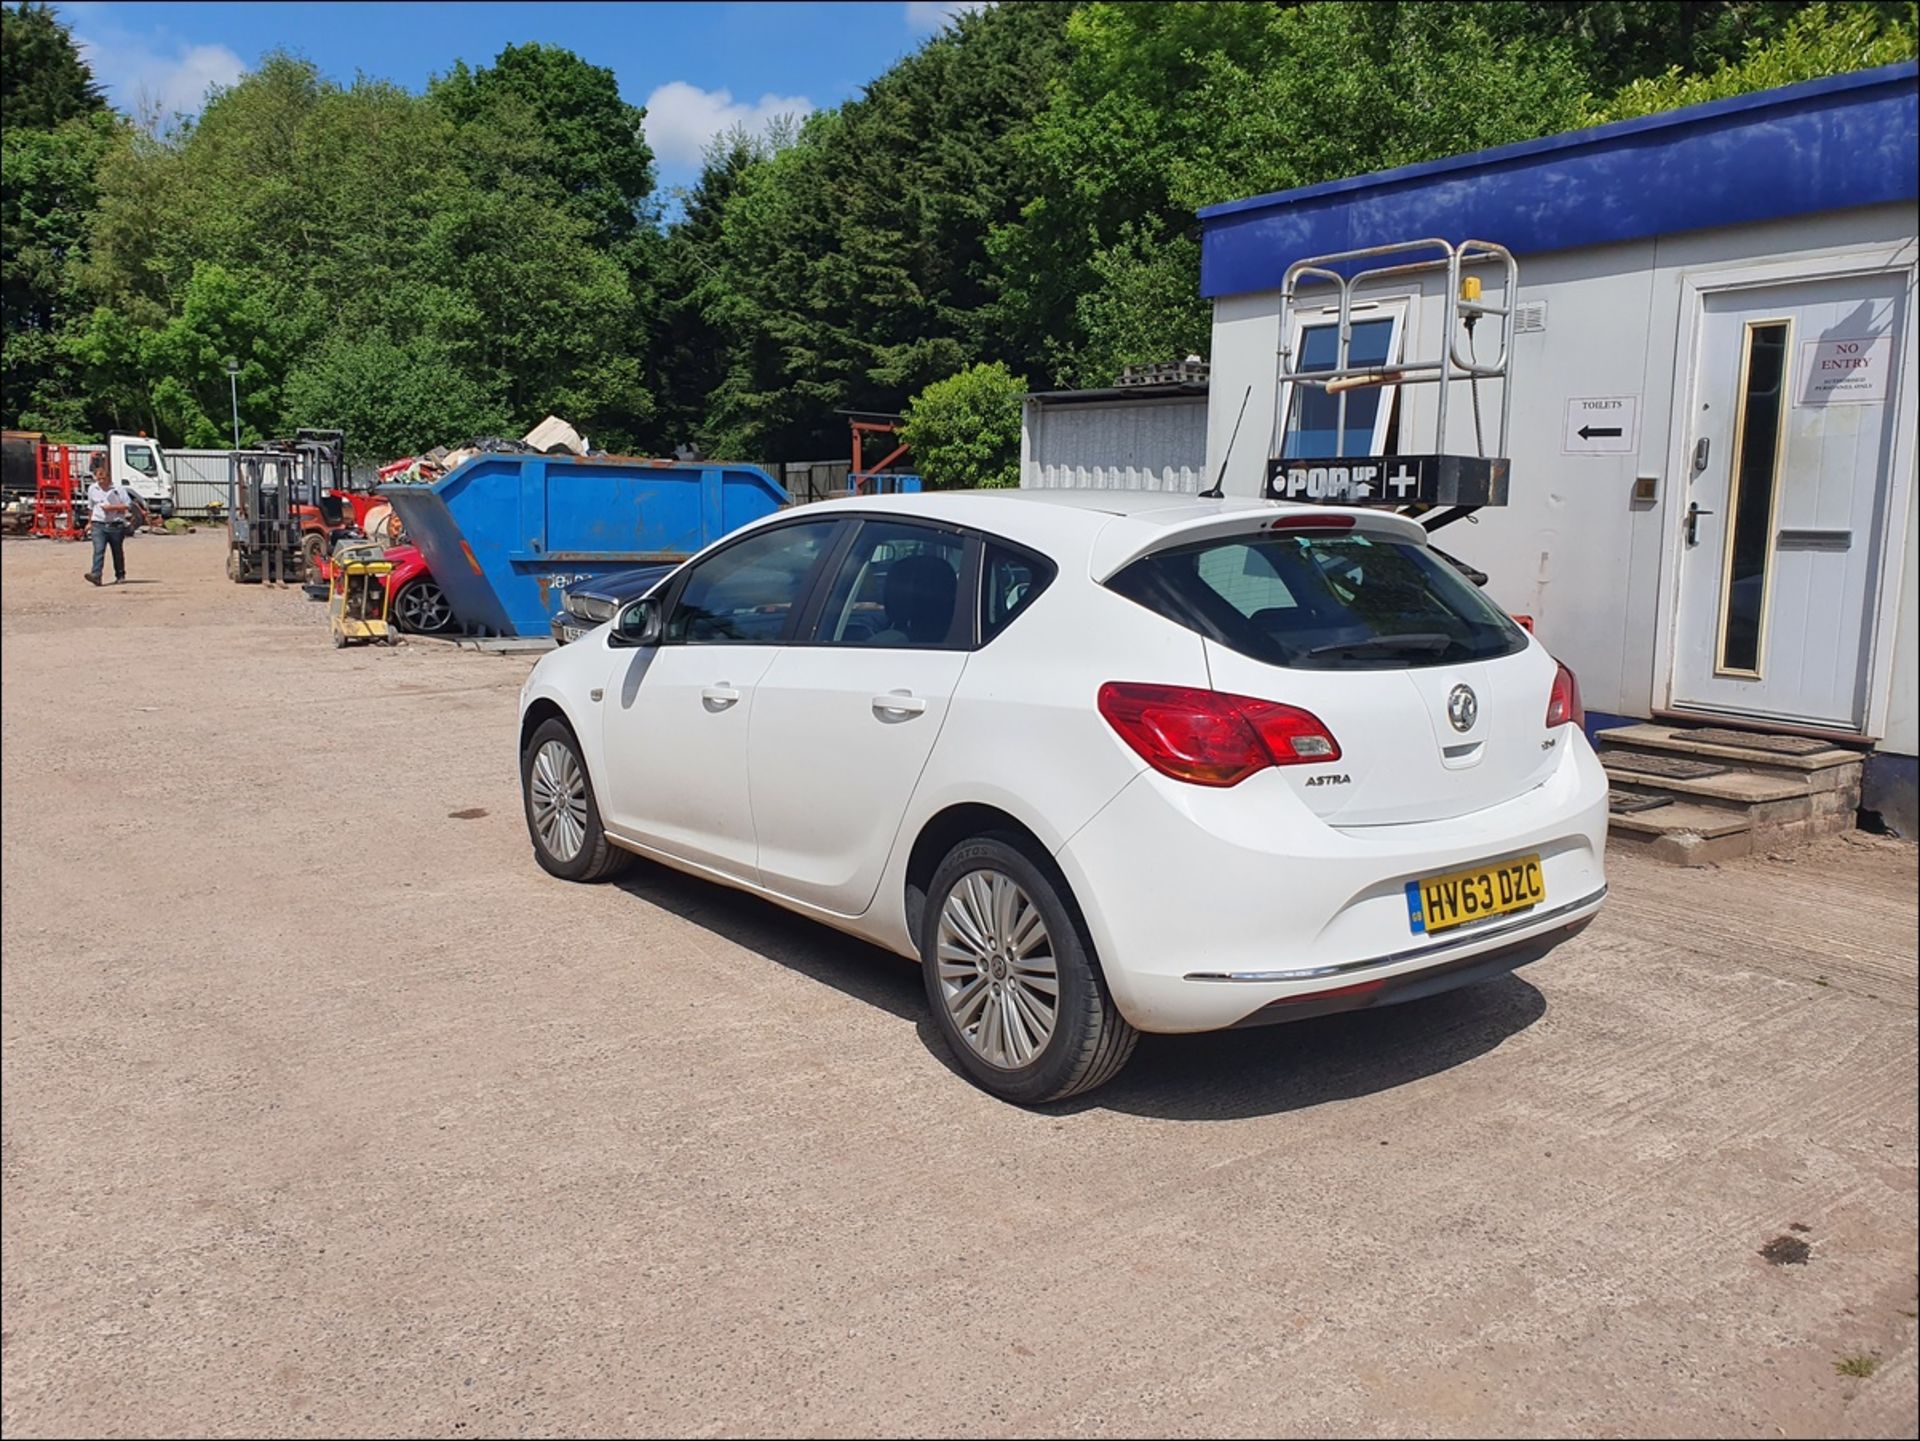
left=610, top=596, right=663, bottom=648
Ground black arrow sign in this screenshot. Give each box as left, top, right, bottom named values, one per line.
left=1578, top=424, right=1623, bottom=440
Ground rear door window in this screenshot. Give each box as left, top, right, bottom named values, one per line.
left=1109, top=528, right=1525, bottom=669
left=812, top=520, right=969, bottom=648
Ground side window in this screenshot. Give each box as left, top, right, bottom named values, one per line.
left=815, top=520, right=967, bottom=648
left=122, top=445, right=158, bottom=476
left=667, top=521, right=836, bottom=644
left=981, top=540, right=1056, bottom=644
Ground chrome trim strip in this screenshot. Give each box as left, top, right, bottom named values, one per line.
left=1183, top=885, right=1608, bottom=983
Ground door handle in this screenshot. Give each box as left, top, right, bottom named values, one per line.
left=701, top=684, right=741, bottom=709
left=872, top=691, right=927, bottom=717
left=1685, top=502, right=1715, bottom=547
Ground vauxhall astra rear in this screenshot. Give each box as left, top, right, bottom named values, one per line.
left=515, top=491, right=1608, bottom=1102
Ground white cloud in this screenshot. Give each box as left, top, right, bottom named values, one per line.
left=642, top=81, right=813, bottom=171
left=905, top=1, right=988, bottom=32
left=70, top=12, right=244, bottom=126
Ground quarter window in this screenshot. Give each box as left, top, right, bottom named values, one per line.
left=815, top=521, right=967, bottom=648
left=667, top=522, right=836, bottom=644
left=981, top=540, right=1055, bottom=643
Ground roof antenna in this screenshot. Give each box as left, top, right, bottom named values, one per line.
left=1198, top=385, right=1251, bottom=500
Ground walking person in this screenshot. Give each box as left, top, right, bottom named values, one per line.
left=84, top=452, right=133, bottom=586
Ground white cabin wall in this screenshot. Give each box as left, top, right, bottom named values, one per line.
left=1202, top=202, right=1918, bottom=742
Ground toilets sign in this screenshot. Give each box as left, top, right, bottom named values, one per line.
left=1561, top=395, right=1639, bottom=454
left=1799, top=334, right=1891, bottom=405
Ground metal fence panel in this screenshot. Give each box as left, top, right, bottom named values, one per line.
left=1020, top=396, right=1207, bottom=492
left=165, top=449, right=233, bottom=518
left=782, top=460, right=850, bottom=505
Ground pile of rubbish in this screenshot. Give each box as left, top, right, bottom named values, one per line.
left=377, top=415, right=595, bottom=490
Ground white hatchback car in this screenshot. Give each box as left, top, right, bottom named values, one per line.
left=518, top=490, right=1608, bottom=1103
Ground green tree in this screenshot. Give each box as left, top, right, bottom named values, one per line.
left=1519, top=1, right=1913, bottom=94
left=1593, top=1, right=1916, bottom=119
left=0, top=1, right=113, bottom=432
left=281, top=329, right=509, bottom=459
left=0, top=0, right=105, bottom=129
left=900, top=361, right=1027, bottom=489
left=74, top=46, right=656, bottom=453
left=695, top=0, right=1071, bottom=462
left=651, top=126, right=776, bottom=457
left=430, top=43, right=656, bottom=248
left=2, top=112, right=115, bottom=431
left=992, top=1, right=1594, bottom=386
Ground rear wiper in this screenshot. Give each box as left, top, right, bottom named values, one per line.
left=1306, top=632, right=1454, bottom=658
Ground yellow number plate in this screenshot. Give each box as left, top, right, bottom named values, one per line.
left=1406, top=854, right=1545, bottom=935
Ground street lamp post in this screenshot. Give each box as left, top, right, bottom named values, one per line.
left=223, top=356, right=241, bottom=448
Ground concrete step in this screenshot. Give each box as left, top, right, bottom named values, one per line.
left=1597, top=723, right=1862, bottom=781
left=1599, top=722, right=1867, bottom=864
left=1607, top=799, right=1755, bottom=867
left=1603, top=760, right=1811, bottom=807
left=1608, top=799, right=1753, bottom=840
left=1601, top=762, right=1840, bottom=834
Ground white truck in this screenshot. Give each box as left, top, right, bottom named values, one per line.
left=97, top=433, right=176, bottom=518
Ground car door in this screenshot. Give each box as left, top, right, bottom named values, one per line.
left=600, top=517, right=843, bottom=879
left=747, top=517, right=974, bottom=915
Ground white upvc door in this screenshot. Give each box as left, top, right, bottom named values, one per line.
left=1669, top=273, right=1907, bottom=731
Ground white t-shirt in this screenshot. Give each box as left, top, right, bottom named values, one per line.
left=87, top=481, right=133, bottom=524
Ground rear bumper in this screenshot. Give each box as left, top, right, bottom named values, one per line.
left=1053, top=734, right=1609, bottom=1033
left=1225, top=902, right=1599, bottom=1027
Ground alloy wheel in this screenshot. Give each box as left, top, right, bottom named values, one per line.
left=529, top=739, right=588, bottom=862
left=396, top=580, right=452, bottom=633
left=935, top=869, right=1059, bottom=1069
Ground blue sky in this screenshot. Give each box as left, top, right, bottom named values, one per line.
left=54, top=1, right=984, bottom=193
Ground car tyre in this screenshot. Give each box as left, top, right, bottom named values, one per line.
left=921, top=835, right=1137, bottom=1105
left=520, top=717, right=631, bottom=883
left=392, top=578, right=454, bottom=634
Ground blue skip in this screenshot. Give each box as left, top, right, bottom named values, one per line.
left=381, top=455, right=788, bottom=637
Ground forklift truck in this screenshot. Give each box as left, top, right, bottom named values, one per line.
left=225, top=429, right=359, bottom=585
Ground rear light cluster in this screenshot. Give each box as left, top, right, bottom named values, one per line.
left=1546, top=661, right=1584, bottom=730
left=1097, top=682, right=1341, bottom=788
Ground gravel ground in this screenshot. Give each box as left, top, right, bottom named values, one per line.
left=3, top=528, right=1916, bottom=1439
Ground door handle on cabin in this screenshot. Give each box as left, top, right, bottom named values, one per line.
left=872, top=692, right=928, bottom=717
left=1685, top=502, right=1714, bottom=547
left=701, top=684, right=741, bottom=708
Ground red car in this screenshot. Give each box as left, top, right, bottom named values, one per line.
left=380, top=545, right=456, bottom=634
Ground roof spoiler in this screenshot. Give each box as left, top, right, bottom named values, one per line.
left=1088, top=504, right=1427, bottom=583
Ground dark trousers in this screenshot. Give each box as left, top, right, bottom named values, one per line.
left=89, top=521, right=127, bottom=580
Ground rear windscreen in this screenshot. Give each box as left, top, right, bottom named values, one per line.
left=1108, top=529, right=1527, bottom=670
